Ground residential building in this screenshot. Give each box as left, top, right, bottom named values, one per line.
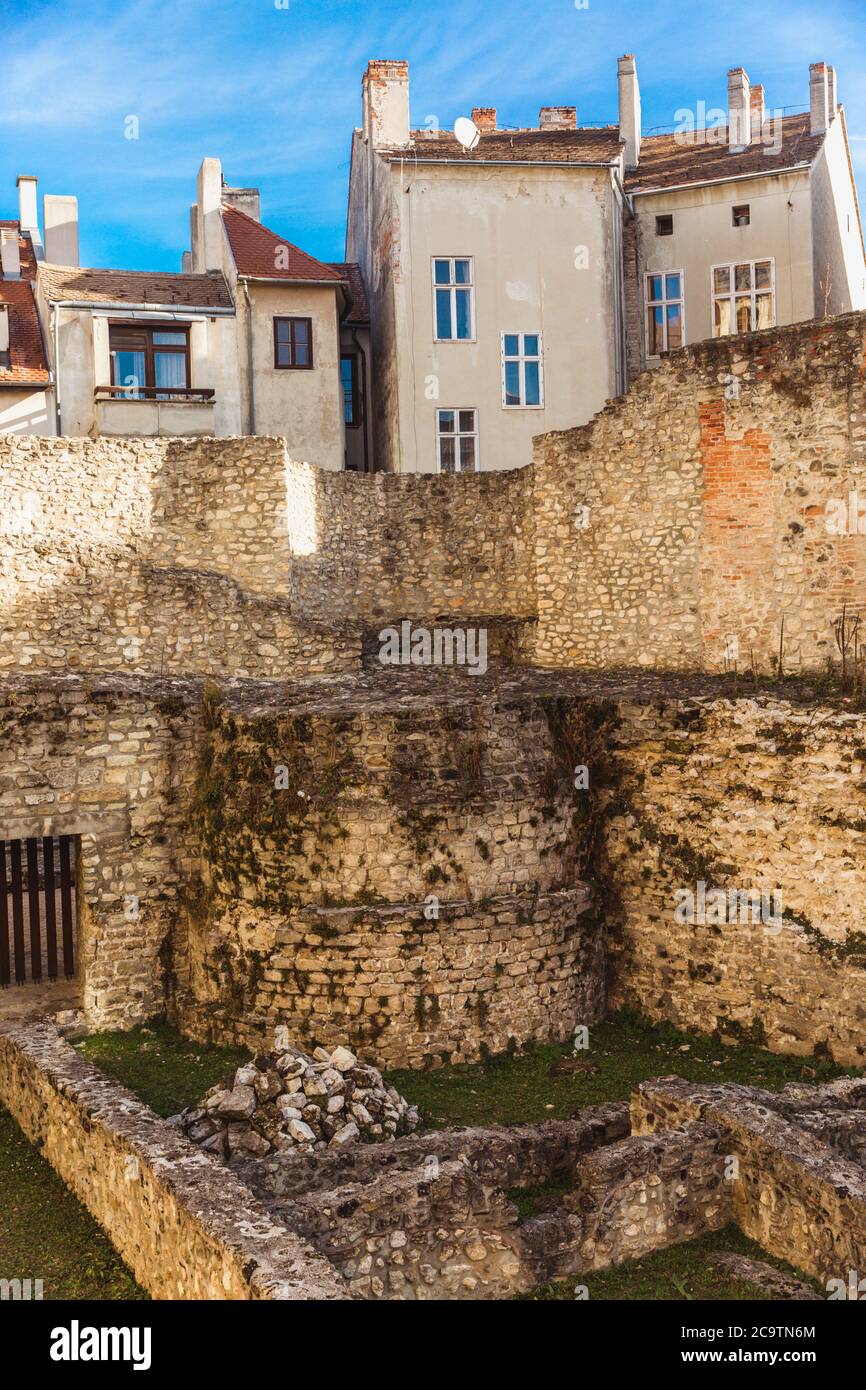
left=183, top=158, right=372, bottom=468
left=1, top=165, right=373, bottom=468
left=0, top=178, right=55, bottom=434
left=623, top=59, right=866, bottom=378
left=346, top=57, right=865, bottom=473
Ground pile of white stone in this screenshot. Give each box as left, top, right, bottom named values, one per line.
left=175, top=1030, right=420, bottom=1159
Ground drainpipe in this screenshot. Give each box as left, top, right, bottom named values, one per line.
left=350, top=327, right=370, bottom=473
left=51, top=301, right=62, bottom=435
left=242, top=278, right=255, bottom=435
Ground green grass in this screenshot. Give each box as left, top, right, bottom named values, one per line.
left=0, top=1107, right=146, bottom=1301
left=75, top=1020, right=251, bottom=1117
left=385, top=1011, right=856, bottom=1129
left=519, top=1225, right=825, bottom=1301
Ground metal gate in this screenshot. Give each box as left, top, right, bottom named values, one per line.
left=0, top=836, right=77, bottom=987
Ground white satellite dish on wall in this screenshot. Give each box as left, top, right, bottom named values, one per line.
left=454, top=116, right=481, bottom=150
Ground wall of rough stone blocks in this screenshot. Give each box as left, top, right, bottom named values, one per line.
left=173, top=687, right=606, bottom=1066
left=0, top=1021, right=347, bottom=1300
left=284, top=459, right=536, bottom=623
left=0, top=675, right=198, bottom=1029
left=531, top=312, right=866, bottom=673
left=604, top=695, right=866, bottom=1066
left=633, top=1076, right=866, bottom=1289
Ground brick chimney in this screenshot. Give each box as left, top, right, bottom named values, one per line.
left=810, top=62, right=830, bottom=135
left=362, top=60, right=410, bottom=148
left=617, top=55, right=641, bottom=168
left=471, top=107, right=496, bottom=132
left=539, top=106, right=576, bottom=130
left=728, top=68, right=751, bottom=150
left=0, top=227, right=21, bottom=279
left=750, top=84, right=765, bottom=141
left=44, top=195, right=79, bottom=266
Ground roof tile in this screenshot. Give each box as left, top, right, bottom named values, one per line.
left=222, top=205, right=343, bottom=283
left=38, top=264, right=233, bottom=308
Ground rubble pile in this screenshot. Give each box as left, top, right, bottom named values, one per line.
left=176, top=1033, right=421, bottom=1158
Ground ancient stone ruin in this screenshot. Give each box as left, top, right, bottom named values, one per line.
left=2, top=312, right=866, bottom=1299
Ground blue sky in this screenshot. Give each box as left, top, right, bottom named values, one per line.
left=1, top=0, right=864, bottom=270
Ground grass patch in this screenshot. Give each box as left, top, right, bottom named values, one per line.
left=518, top=1225, right=824, bottom=1301
left=75, top=1020, right=250, bottom=1118
left=0, top=1107, right=146, bottom=1301
left=385, top=1011, right=856, bottom=1129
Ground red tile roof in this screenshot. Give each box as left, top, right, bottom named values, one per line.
left=38, top=264, right=232, bottom=308
left=327, top=262, right=369, bottom=325
left=625, top=112, right=823, bottom=191
left=0, top=279, right=50, bottom=386
left=222, top=205, right=343, bottom=283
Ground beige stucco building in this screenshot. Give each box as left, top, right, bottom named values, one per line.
left=347, top=57, right=865, bottom=473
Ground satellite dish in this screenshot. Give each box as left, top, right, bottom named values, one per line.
left=454, top=116, right=480, bottom=150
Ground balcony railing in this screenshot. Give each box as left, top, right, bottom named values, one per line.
left=94, top=385, right=216, bottom=402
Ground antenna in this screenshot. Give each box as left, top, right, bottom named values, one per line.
left=453, top=116, right=481, bottom=150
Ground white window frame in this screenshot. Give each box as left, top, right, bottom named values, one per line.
left=710, top=257, right=776, bottom=338
left=435, top=407, right=479, bottom=473
left=500, top=332, right=544, bottom=409
left=644, top=270, right=686, bottom=359
left=432, top=257, right=475, bottom=342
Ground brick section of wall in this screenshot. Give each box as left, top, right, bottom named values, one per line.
left=532, top=312, right=866, bottom=672
left=0, top=1021, right=348, bottom=1300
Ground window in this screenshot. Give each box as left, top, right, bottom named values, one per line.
left=340, top=353, right=361, bottom=427
left=732, top=204, right=751, bottom=227
left=433, top=258, right=474, bottom=340
left=109, top=324, right=190, bottom=398
left=656, top=214, right=674, bottom=236
left=274, top=317, right=313, bottom=368
left=712, top=260, right=775, bottom=337
left=436, top=409, right=478, bottom=472
left=501, top=333, right=543, bottom=407
left=645, top=272, right=684, bottom=356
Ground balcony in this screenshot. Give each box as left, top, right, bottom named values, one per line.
left=94, top=385, right=216, bottom=437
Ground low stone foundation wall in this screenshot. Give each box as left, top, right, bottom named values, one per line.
left=633, top=1076, right=866, bottom=1289
left=0, top=1021, right=347, bottom=1300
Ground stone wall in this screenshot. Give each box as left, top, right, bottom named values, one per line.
left=633, top=1076, right=866, bottom=1289
left=173, top=683, right=606, bottom=1065
left=0, top=675, right=199, bottom=1029
left=0, top=1021, right=347, bottom=1300
left=531, top=312, right=866, bottom=672
left=603, top=694, right=866, bottom=1065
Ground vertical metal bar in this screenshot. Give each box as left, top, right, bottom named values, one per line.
left=59, top=835, right=75, bottom=979
left=43, top=836, right=58, bottom=982
left=10, top=840, right=25, bottom=984
left=0, top=842, right=9, bottom=989
left=26, top=838, right=42, bottom=983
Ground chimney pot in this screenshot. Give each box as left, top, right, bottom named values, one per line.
left=539, top=106, right=577, bottom=130
left=362, top=59, right=410, bottom=148
left=810, top=62, right=830, bottom=135
left=617, top=54, right=641, bottom=168
left=728, top=67, right=752, bottom=150
left=471, top=107, right=496, bottom=131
